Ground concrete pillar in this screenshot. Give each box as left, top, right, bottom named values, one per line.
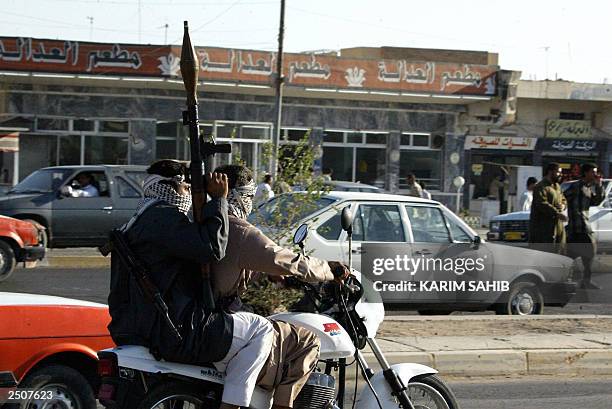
left=129, top=120, right=156, bottom=165
left=385, top=131, right=401, bottom=193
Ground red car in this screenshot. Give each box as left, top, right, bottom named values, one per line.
left=0, top=292, right=113, bottom=408
left=0, top=215, right=46, bottom=282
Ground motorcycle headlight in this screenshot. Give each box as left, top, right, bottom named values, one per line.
left=490, top=221, right=500, bottom=232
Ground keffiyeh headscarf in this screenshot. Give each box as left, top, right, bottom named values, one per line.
left=227, top=180, right=256, bottom=219
left=137, top=174, right=192, bottom=215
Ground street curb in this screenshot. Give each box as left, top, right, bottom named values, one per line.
left=350, top=348, right=612, bottom=379
left=42, top=256, right=110, bottom=269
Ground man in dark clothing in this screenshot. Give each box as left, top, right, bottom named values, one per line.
left=565, top=163, right=605, bottom=289
left=528, top=163, right=567, bottom=254
left=107, top=160, right=274, bottom=409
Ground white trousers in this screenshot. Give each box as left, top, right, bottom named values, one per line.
left=213, top=312, right=274, bottom=407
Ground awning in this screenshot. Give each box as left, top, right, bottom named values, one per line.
left=0, top=133, right=19, bottom=152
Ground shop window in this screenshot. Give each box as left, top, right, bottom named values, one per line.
left=399, top=150, right=441, bottom=191
left=323, top=131, right=343, bottom=143
left=412, top=134, right=430, bottom=147
left=99, top=120, right=129, bottom=133
left=286, top=129, right=308, bottom=142
left=242, top=126, right=270, bottom=140
left=322, top=146, right=353, bottom=181
left=346, top=132, right=363, bottom=144
left=400, top=134, right=412, bottom=146
left=37, top=118, right=69, bottom=131
left=84, top=135, right=128, bottom=165
left=156, top=138, right=177, bottom=159
left=365, top=133, right=386, bottom=144
left=18, top=135, right=58, bottom=182
left=156, top=121, right=178, bottom=137
left=356, top=148, right=385, bottom=186
left=73, top=119, right=95, bottom=132
left=559, top=112, right=585, bottom=120
left=216, top=125, right=237, bottom=139
left=58, top=135, right=81, bottom=165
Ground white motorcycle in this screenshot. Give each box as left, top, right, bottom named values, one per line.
left=97, top=209, right=459, bottom=409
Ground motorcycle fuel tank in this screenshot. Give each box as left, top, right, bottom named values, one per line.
left=269, top=312, right=356, bottom=359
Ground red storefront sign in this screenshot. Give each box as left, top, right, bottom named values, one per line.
left=0, top=36, right=498, bottom=96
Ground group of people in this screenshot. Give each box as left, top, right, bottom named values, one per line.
left=107, top=159, right=350, bottom=409
left=404, top=172, right=432, bottom=200
left=528, top=162, right=604, bottom=289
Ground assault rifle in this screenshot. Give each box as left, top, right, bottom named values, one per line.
left=102, top=229, right=183, bottom=342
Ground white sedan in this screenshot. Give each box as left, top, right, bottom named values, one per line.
left=250, top=192, right=577, bottom=315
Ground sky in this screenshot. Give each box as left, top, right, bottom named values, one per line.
left=1, top=0, right=611, bottom=84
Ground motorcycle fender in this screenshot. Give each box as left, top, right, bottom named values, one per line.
left=354, top=363, right=438, bottom=409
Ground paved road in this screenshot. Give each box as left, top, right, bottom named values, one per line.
left=341, top=375, right=612, bottom=409
left=448, top=375, right=612, bottom=409
left=2, top=266, right=612, bottom=314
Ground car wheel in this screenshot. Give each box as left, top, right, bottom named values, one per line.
left=496, top=281, right=544, bottom=315
left=14, top=364, right=96, bottom=409
left=0, top=240, right=16, bottom=282
left=23, top=219, right=48, bottom=248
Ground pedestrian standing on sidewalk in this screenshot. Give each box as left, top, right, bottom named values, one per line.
left=420, top=181, right=432, bottom=200
left=519, top=177, right=537, bottom=211
left=564, top=163, right=605, bottom=289
left=529, top=163, right=567, bottom=254
left=254, top=174, right=275, bottom=206
left=405, top=172, right=423, bottom=197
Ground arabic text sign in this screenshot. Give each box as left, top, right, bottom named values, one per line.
left=547, top=139, right=597, bottom=152
left=545, top=119, right=592, bottom=139
left=0, top=36, right=498, bottom=95
left=465, top=136, right=536, bottom=150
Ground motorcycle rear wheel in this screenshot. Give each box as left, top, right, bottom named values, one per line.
left=407, top=374, right=460, bottom=409
left=136, top=382, right=215, bottom=409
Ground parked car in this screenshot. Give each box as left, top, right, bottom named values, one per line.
left=250, top=191, right=577, bottom=315
left=0, top=292, right=113, bottom=409
left=324, top=180, right=382, bottom=193
left=0, top=215, right=46, bottom=282
left=0, top=165, right=147, bottom=248
left=487, top=179, right=612, bottom=252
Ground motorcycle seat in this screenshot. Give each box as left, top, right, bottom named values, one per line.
left=104, top=345, right=225, bottom=384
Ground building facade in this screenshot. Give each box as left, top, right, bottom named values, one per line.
left=0, top=36, right=508, bottom=206
left=464, top=80, right=612, bottom=211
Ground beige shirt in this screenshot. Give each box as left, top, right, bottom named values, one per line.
left=211, top=216, right=334, bottom=299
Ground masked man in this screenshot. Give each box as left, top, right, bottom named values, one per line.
left=211, top=164, right=349, bottom=409
left=107, top=160, right=274, bottom=409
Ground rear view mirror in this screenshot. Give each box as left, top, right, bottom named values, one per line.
left=293, top=224, right=309, bottom=246
left=473, top=235, right=482, bottom=245
left=341, top=207, right=353, bottom=233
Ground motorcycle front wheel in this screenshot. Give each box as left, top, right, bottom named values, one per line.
left=407, top=374, right=460, bottom=409
left=136, top=382, right=216, bottom=409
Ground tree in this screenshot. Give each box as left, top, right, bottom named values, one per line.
left=242, top=132, right=331, bottom=315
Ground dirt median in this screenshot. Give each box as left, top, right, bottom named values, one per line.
left=378, top=317, right=612, bottom=337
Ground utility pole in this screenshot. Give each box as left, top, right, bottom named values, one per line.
left=271, top=0, right=285, bottom=179
left=138, top=0, right=142, bottom=43
left=164, top=23, right=169, bottom=45
left=86, top=16, right=94, bottom=40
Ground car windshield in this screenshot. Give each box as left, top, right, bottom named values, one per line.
left=248, top=193, right=337, bottom=227
left=8, top=169, right=74, bottom=194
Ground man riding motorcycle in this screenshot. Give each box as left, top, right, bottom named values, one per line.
left=107, top=160, right=275, bottom=409
left=211, top=164, right=350, bottom=409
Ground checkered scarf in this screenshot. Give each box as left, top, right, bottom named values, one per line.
left=137, top=174, right=192, bottom=215
left=227, top=180, right=257, bottom=219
